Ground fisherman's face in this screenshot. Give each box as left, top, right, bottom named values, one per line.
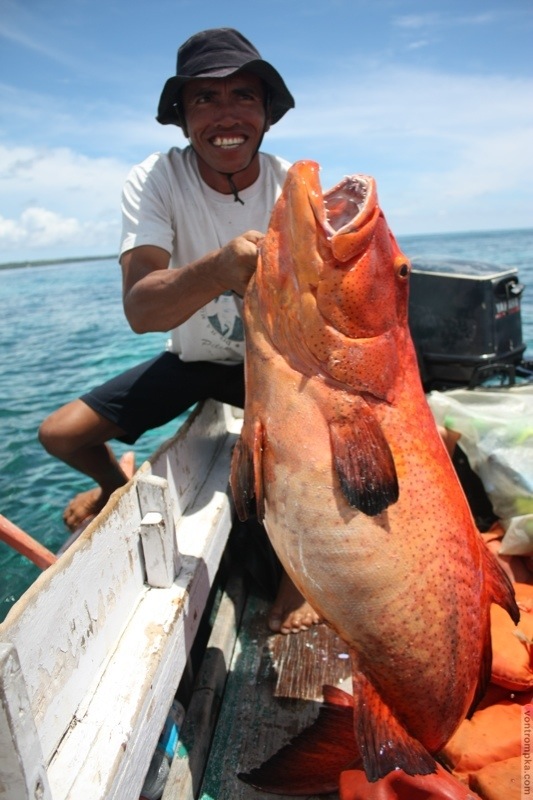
left=181, top=72, right=270, bottom=193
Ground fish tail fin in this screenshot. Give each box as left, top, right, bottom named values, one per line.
left=230, top=419, right=266, bottom=523
left=352, top=667, right=437, bottom=781
left=239, top=685, right=359, bottom=795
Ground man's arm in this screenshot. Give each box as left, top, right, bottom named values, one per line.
left=121, top=231, right=263, bottom=334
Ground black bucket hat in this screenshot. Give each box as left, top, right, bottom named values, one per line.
left=157, top=28, right=295, bottom=127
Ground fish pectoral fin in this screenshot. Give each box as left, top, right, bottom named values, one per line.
left=352, top=668, right=436, bottom=781
left=229, top=419, right=266, bottom=523
left=230, top=436, right=254, bottom=521
left=239, top=684, right=359, bottom=795
left=329, top=411, right=399, bottom=516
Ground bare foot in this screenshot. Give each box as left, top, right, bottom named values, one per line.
left=62, top=451, right=136, bottom=532
left=268, top=572, right=323, bottom=634
left=63, top=487, right=108, bottom=532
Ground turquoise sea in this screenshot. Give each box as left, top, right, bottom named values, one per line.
left=1, top=227, right=532, bottom=621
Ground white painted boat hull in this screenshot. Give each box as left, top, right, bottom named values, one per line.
left=0, top=400, right=242, bottom=800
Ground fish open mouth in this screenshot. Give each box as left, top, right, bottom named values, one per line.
left=323, top=176, right=370, bottom=232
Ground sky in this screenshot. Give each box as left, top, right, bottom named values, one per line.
left=0, top=0, right=532, bottom=263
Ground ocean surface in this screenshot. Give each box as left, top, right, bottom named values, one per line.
left=1, top=228, right=532, bottom=621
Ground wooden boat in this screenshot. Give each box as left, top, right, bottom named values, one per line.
left=1, top=257, right=532, bottom=800
left=2, top=387, right=532, bottom=800
left=0, top=398, right=353, bottom=800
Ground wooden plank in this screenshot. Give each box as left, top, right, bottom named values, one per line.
left=163, top=568, right=247, bottom=800
left=0, top=644, right=52, bottom=800
left=47, top=576, right=188, bottom=799
left=138, top=474, right=181, bottom=588
left=46, top=417, right=239, bottom=800
left=140, top=511, right=176, bottom=588
left=0, top=514, right=57, bottom=570
left=147, top=400, right=240, bottom=518
left=196, top=593, right=350, bottom=800
left=270, top=623, right=352, bottom=701
left=0, top=480, right=145, bottom=765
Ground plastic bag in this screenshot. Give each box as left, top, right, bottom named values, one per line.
left=427, top=385, right=533, bottom=555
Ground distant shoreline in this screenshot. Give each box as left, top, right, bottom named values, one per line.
left=2, top=227, right=530, bottom=272
left=0, top=254, right=118, bottom=271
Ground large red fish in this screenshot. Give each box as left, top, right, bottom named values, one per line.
left=230, top=161, right=519, bottom=799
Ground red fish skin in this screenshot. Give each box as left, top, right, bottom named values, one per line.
left=231, top=161, right=518, bottom=774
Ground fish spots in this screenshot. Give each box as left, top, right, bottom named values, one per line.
left=234, top=161, right=511, bottom=775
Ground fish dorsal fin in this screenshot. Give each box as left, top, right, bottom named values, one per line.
left=329, top=405, right=399, bottom=516
left=239, top=684, right=358, bottom=795
left=230, top=419, right=266, bottom=523
left=352, top=666, right=437, bottom=781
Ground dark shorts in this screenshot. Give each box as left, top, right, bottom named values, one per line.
left=81, top=352, right=245, bottom=445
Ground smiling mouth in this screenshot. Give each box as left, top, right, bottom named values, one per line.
left=211, top=135, right=246, bottom=149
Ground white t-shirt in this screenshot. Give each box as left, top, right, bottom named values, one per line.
left=120, top=146, right=290, bottom=363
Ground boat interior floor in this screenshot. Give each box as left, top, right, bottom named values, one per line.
left=163, top=521, right=349, bottom=800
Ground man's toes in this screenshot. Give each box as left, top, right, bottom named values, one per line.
left=267, top=609, right=283, bottom=633
left=280, top=616, right=310, bottom=635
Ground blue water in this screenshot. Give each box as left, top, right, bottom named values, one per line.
left=1, top=228, right=532, bottom=621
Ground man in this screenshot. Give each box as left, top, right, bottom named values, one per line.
left=39, top=27, right=319, bottom=634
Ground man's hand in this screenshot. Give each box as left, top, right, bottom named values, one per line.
left=121, top=231, right=264, bottom=334
left=215, top=230, right=264, bottom=297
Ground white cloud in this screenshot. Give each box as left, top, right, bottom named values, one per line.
left=0, top=207, right=117, bottom=250
left=0, top=144, right=129, bottom=259
left=268, top=64, right=533, bottom=233
left=279, top=66, right=533, bottom=142
left=0, top=143, right=127, bottom=200
left=0, top=20, right=79, bottom=68
left=0, top=78, right=186, bottom=163
left=393, top=12, right=499, bottom=30
left=0, top=61, right=531, bottom=259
